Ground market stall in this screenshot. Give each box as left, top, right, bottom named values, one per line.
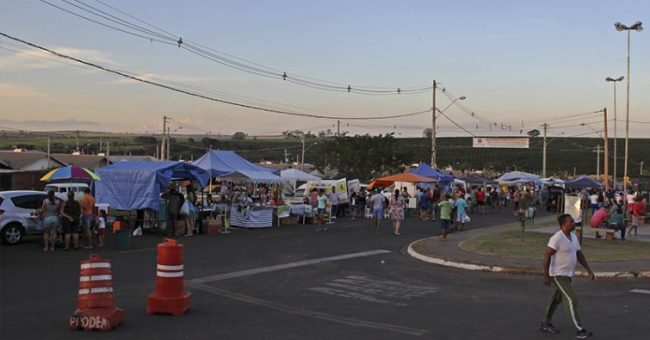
left=565, top=176, right=603, bottom=189
left=95, top=161, right=209, bottom=211
left=217, top=170, right=287, bottom=228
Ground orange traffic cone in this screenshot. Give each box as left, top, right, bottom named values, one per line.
left=147, top=238, right=191, bottom=316
left=69, top=254, right=124, bottom=332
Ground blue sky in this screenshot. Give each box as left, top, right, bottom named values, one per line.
left=0, top=0, right=648, bottom=137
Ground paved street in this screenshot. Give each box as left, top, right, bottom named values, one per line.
left=2, top=211, right=648, bottom=339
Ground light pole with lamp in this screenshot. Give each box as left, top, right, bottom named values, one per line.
left=606, top=76, right=624, bottom=189
left=431, top=89, right=466, bottom=168
left=614, top=21, right=643, bottom=192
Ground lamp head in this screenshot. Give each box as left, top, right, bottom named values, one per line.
left=615, top=22, right=628, bottom=31
left=630, top=21, right=643, bottom=31
left=606, top=76, right=625, bottom=82
left=459, top=96, right=466, bottom=100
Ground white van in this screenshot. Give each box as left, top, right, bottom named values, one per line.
left=43, top=183, right=89, bottom=201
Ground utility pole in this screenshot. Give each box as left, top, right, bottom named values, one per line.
left=300, top=135, right=306, bottom=171
left=641, top=161, right=644, bottom=176
left=75, top=130, right=80, bottom=152
left=337, top=120, right=340, bottom=137
left=47, top=137, right=51, bottom=169
left=542, top=123, right=548, bottom=178
left=284, top=148, right=288, bottom=163
left=594, top=145, right=602, bottom=180
left=106, top=142, right=110, bottom=158
left=167, top=126, right=171, bottom=161
left=431, top=80, right=437, bottom=168
left=602, top=108, right=609, bottom=190
left=161, top=116, right=167, bottom=160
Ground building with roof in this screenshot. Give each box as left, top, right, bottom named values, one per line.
left=0, top=150, right=66, bottom=190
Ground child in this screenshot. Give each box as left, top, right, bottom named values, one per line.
left=97, top=210, right=107, bottom=247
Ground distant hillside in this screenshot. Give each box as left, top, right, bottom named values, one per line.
left=1, top=130, right=648, bottom=177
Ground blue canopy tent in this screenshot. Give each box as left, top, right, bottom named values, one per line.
left=408, top=163, right=454, bottom=183
left=565, top=176, right=603, bottom=189
left=95, top=161, right=209, bottom=211
left=496, top=171, right=540, bottom=185
left=191, top=150, right=278, bottom=179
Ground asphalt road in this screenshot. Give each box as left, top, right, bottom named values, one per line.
left=2, top=209, right=648, bottom=339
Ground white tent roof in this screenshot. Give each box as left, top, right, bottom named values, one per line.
left=280, top=168, right=321, bottom=182
left=218, top=170, right=286, bottom=184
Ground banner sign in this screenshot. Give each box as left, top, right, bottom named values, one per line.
left=472, top=137, right=529, bottom=149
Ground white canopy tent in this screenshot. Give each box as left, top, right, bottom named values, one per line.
left=280, top=168, right=321, bottom=196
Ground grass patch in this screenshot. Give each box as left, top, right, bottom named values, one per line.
left=459, top=230, right=650, bottom=262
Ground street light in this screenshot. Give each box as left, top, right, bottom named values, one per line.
left=614, top=21, right=643, bottom=192
left=431, top=86, right=465, bottom=168
left=605, top=76, right=624, bottom=189
left=437, top=96, right=467, bottom=117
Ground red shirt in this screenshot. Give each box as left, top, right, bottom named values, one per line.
left=476, top=191, right=485, bottom=202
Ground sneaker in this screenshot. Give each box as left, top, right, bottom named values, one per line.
left=576, top=329, right=593, bottom=339
left=539, top=322, right=559, bottom=334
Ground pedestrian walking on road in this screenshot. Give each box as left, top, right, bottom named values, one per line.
left=316, top=189, right=328, bottom=231
left=540, top=213, right=595, bottom=339
left=437, top=195, right=452, bottom=240
left=389, top=189, right=405, bottom=235
left=371, top=188, right=385, bottom=233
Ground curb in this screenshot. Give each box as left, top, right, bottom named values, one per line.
left=407, top=238, right=650, bottom=279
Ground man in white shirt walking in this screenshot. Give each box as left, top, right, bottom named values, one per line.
left=540, top=214, right=595, bottom=339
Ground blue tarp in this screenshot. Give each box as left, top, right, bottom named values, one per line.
left=191, top=150, right=278, bottom=178
left=408, top=163, right=454, bottom=183
left=95, top=161, right=209, bottom=211
left=565, top=176, right=603, bottom=189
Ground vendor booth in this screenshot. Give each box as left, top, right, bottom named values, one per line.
left=280, top=168, right=321, bottom=196
left=496, top=171, right=540, bottom=185
left=565, top=176, right=603, bottom=189
left=409, top=163, right=454, bottom=183
left=217, top=170, right=289, bottom=228
left=368, top=172, right=436, bottom=190
left=95, top=161, right=209, bottom=233
left=95, top=161, right=209, bottom=211
left=191, top=150, right=278, bottom=179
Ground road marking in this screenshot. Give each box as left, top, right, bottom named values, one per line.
left=630, top=289, right=650, bottom=295
left=187, top=282, right=427, bottom=336
left=309, top=275, right=439, bottom=306
left=190, top=249, right=391, bottom=283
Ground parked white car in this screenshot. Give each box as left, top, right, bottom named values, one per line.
left=0, top=191, right=61, bottom=245
left=43, top=182, right=89, bottom=201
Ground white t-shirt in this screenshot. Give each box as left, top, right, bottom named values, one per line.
left=98, top=216, right=106, bottom=229
left=547, top=230, right=581, bottom=277
left=589, top=194, right=598, bottom=205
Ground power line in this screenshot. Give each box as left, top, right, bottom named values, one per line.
left=40, top=0, right=433, bottom=96
left=0, top=32, right=431, bottom=121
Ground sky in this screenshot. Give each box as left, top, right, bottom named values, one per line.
left=0, top=0, right=648, bottom=138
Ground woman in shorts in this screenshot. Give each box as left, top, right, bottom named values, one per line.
left=60, top=191, right=81, bottom=250
left=39, top=190, right=61, bottom=251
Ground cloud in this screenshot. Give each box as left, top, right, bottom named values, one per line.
left=0, top=118, right=118, bottom=132
left=106, top=72, right=210, bottom=86
left=0, top=83, right=47, bottom=98
left=0, top=46, right=120, bottom=72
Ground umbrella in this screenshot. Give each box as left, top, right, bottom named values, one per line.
left=40, top=166, right=101, bottom=182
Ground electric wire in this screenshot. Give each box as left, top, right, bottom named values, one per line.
left=40, top=0, right=433, bottom=95
left=0, top=32, right=431, bottom=121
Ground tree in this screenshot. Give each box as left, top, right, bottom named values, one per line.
left=232, top=132, right=247, bottom=140
left=527, top=129, right=540, bottom=137
left=422, top=128, right=432, bottom=138
left=312, top=134, right=404, bottom=182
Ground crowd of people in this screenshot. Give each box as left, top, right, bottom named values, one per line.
left=39, top=188, right=106, bottom=251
